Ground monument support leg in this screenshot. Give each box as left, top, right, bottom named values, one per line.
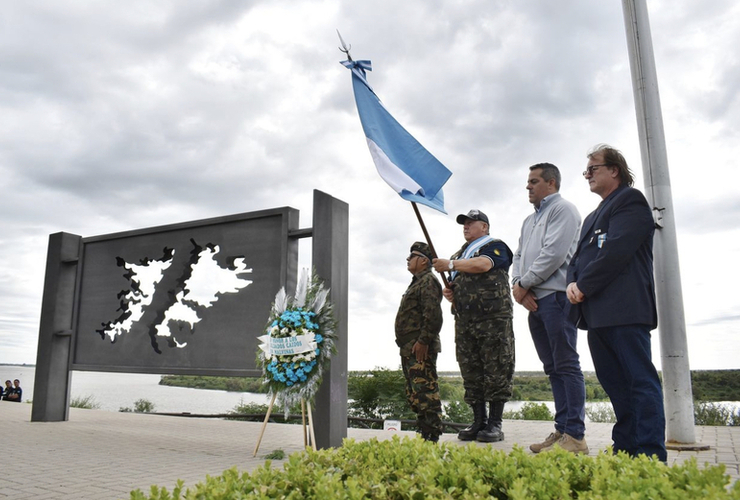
left=32, top=232, right=81, bottom=422
left=311, top=190, right=349, bottom=449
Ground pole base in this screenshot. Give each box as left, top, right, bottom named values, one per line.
left=665, top=441, right=710, bottom=451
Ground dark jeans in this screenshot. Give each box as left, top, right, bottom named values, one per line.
left=588, top=324, right=667, bottom=461
left=529, top=291, right=586, bottom=439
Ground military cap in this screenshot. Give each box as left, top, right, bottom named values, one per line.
left=410, top=241, right=433, bottom=261
left=456, top=209, right=489, bottom=225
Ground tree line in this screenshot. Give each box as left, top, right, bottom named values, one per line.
left=160, top=369, right=740, bottom=403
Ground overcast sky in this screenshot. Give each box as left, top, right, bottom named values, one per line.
left=1, top=1, right=738, bottom=374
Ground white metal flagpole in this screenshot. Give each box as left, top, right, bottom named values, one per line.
left=621, top=0, right=706, bottom=449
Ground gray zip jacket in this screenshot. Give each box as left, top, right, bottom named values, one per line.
left=512, top=193, right=581, bottom=299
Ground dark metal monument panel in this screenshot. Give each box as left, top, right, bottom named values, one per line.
left=72, top=208, right=298, bottom=375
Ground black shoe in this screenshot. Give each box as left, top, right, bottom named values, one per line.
left=477, top=401, right=505, bottom=443
left=458, top=401, right=487, bottom=441
left=421, top=432, right=440, bottom=443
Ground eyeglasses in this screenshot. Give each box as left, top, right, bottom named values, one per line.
left=407, top=253, right=425, bottom=260
left=582, top=164, right=611, bottom=177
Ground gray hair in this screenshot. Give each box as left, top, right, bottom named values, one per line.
left=587, top=144, right=635, bottom=187
left=529, top=162, right=561, bottom=191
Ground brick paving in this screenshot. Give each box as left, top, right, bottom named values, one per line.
left=1, top=402, right=738, bottom=499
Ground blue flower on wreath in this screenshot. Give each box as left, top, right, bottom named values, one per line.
left=257, top=272, right=336, bottom=408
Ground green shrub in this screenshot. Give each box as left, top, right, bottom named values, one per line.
left=586, top=402, right=617, bottom=423
left=691, top=370, right=740, bottom=401
left=586, top=385, right=607, bottom=400
left=694, top=402, right=740, bottom=426
left=443, top=400, right=473, bottom=424
left=119, top=399, right=156, bottom=413
left=70, top=395, right=100, bottom=409
left=503, top=402, right=553, bottom=421
left=518, top=402, right=553, bottom=421
left=227, top=400, right=270, bottom=419
left=513, top=372, right=609, bottom=402
left=263, top=449, right=285, bottom=460
left=225, top=400, right=302, bottom=422
left=130, top=436, right=740, bottom=499
left=134, top=399, right=155, bottom=413
left=159, top=375, right=267, bottom=393
left=348, top=368, right=415, bottom=426
left=439, top=377, right=465, bottom=401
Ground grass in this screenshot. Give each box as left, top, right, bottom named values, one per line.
left=70, top=395, right=100, bottom=409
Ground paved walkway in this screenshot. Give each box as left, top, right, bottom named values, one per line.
left=1, top=402, right=738, bottom=499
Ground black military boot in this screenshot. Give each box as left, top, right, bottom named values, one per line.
left=477, top=401, right=505, bottom=442
left=457, top=401, right=487, bottom=441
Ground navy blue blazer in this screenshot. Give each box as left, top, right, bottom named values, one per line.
left=567, top=185, right=657, bottom=330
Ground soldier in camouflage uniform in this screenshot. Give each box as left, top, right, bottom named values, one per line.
left=395, top=241, right=444, bottom=442
left=433, top=209, right=515, bottom=443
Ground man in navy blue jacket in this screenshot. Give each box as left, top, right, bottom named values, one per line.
left=566, top=144, right=666, bottom=462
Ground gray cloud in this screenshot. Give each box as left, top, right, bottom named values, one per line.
left=0, top=1, right=737, bottom=373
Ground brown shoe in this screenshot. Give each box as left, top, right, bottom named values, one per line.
left=541, top=433, right=589, bottom=455
left=529, top=431, right=562, bottom=453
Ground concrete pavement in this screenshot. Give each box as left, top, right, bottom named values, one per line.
left=1, top=402, right=738, bottom=499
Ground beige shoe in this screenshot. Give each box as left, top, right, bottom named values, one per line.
left=529, top=431, right=562, bottom=453
left=540, top=433, right=589, bottom=455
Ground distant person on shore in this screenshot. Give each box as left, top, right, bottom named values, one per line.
left=395, top=241, right=444, bottom=442
left=5, top=379, right=22, bottom=402
left=2, top=380, right=11, bottom=400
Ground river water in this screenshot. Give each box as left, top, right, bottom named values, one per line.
left=0, top=365, right=271, bottom=414
left=1, top=365, right=552, bottom=415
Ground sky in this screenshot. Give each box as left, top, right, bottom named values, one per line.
left=1, top=0, right=739, bottom=373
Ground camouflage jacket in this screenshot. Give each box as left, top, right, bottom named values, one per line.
left=451, top=240, right=513, bottom=320
left=394, top=268, right=443, bottom=356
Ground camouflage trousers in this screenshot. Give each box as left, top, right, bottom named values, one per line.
left=401, top=353, right=443, bottom=438
left=455, top=315, right=515, bottom=404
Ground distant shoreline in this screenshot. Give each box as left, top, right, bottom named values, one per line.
left=5, top=365, right=740, bottom=402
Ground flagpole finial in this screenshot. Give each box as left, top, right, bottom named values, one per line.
left=336, top=29, right=353, bottom=61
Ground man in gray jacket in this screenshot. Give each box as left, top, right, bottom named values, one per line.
left=512, top=163, right=588, bottom=454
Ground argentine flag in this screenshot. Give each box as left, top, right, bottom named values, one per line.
left=342, top=59, right=452, bottom=213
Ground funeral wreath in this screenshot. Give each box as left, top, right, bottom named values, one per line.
left=256, top=270, right=337, bottom=410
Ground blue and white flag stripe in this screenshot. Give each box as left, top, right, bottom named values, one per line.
left=342, top=59, right=452, bottom=213
left=450, top=235, right=494, bottom=280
